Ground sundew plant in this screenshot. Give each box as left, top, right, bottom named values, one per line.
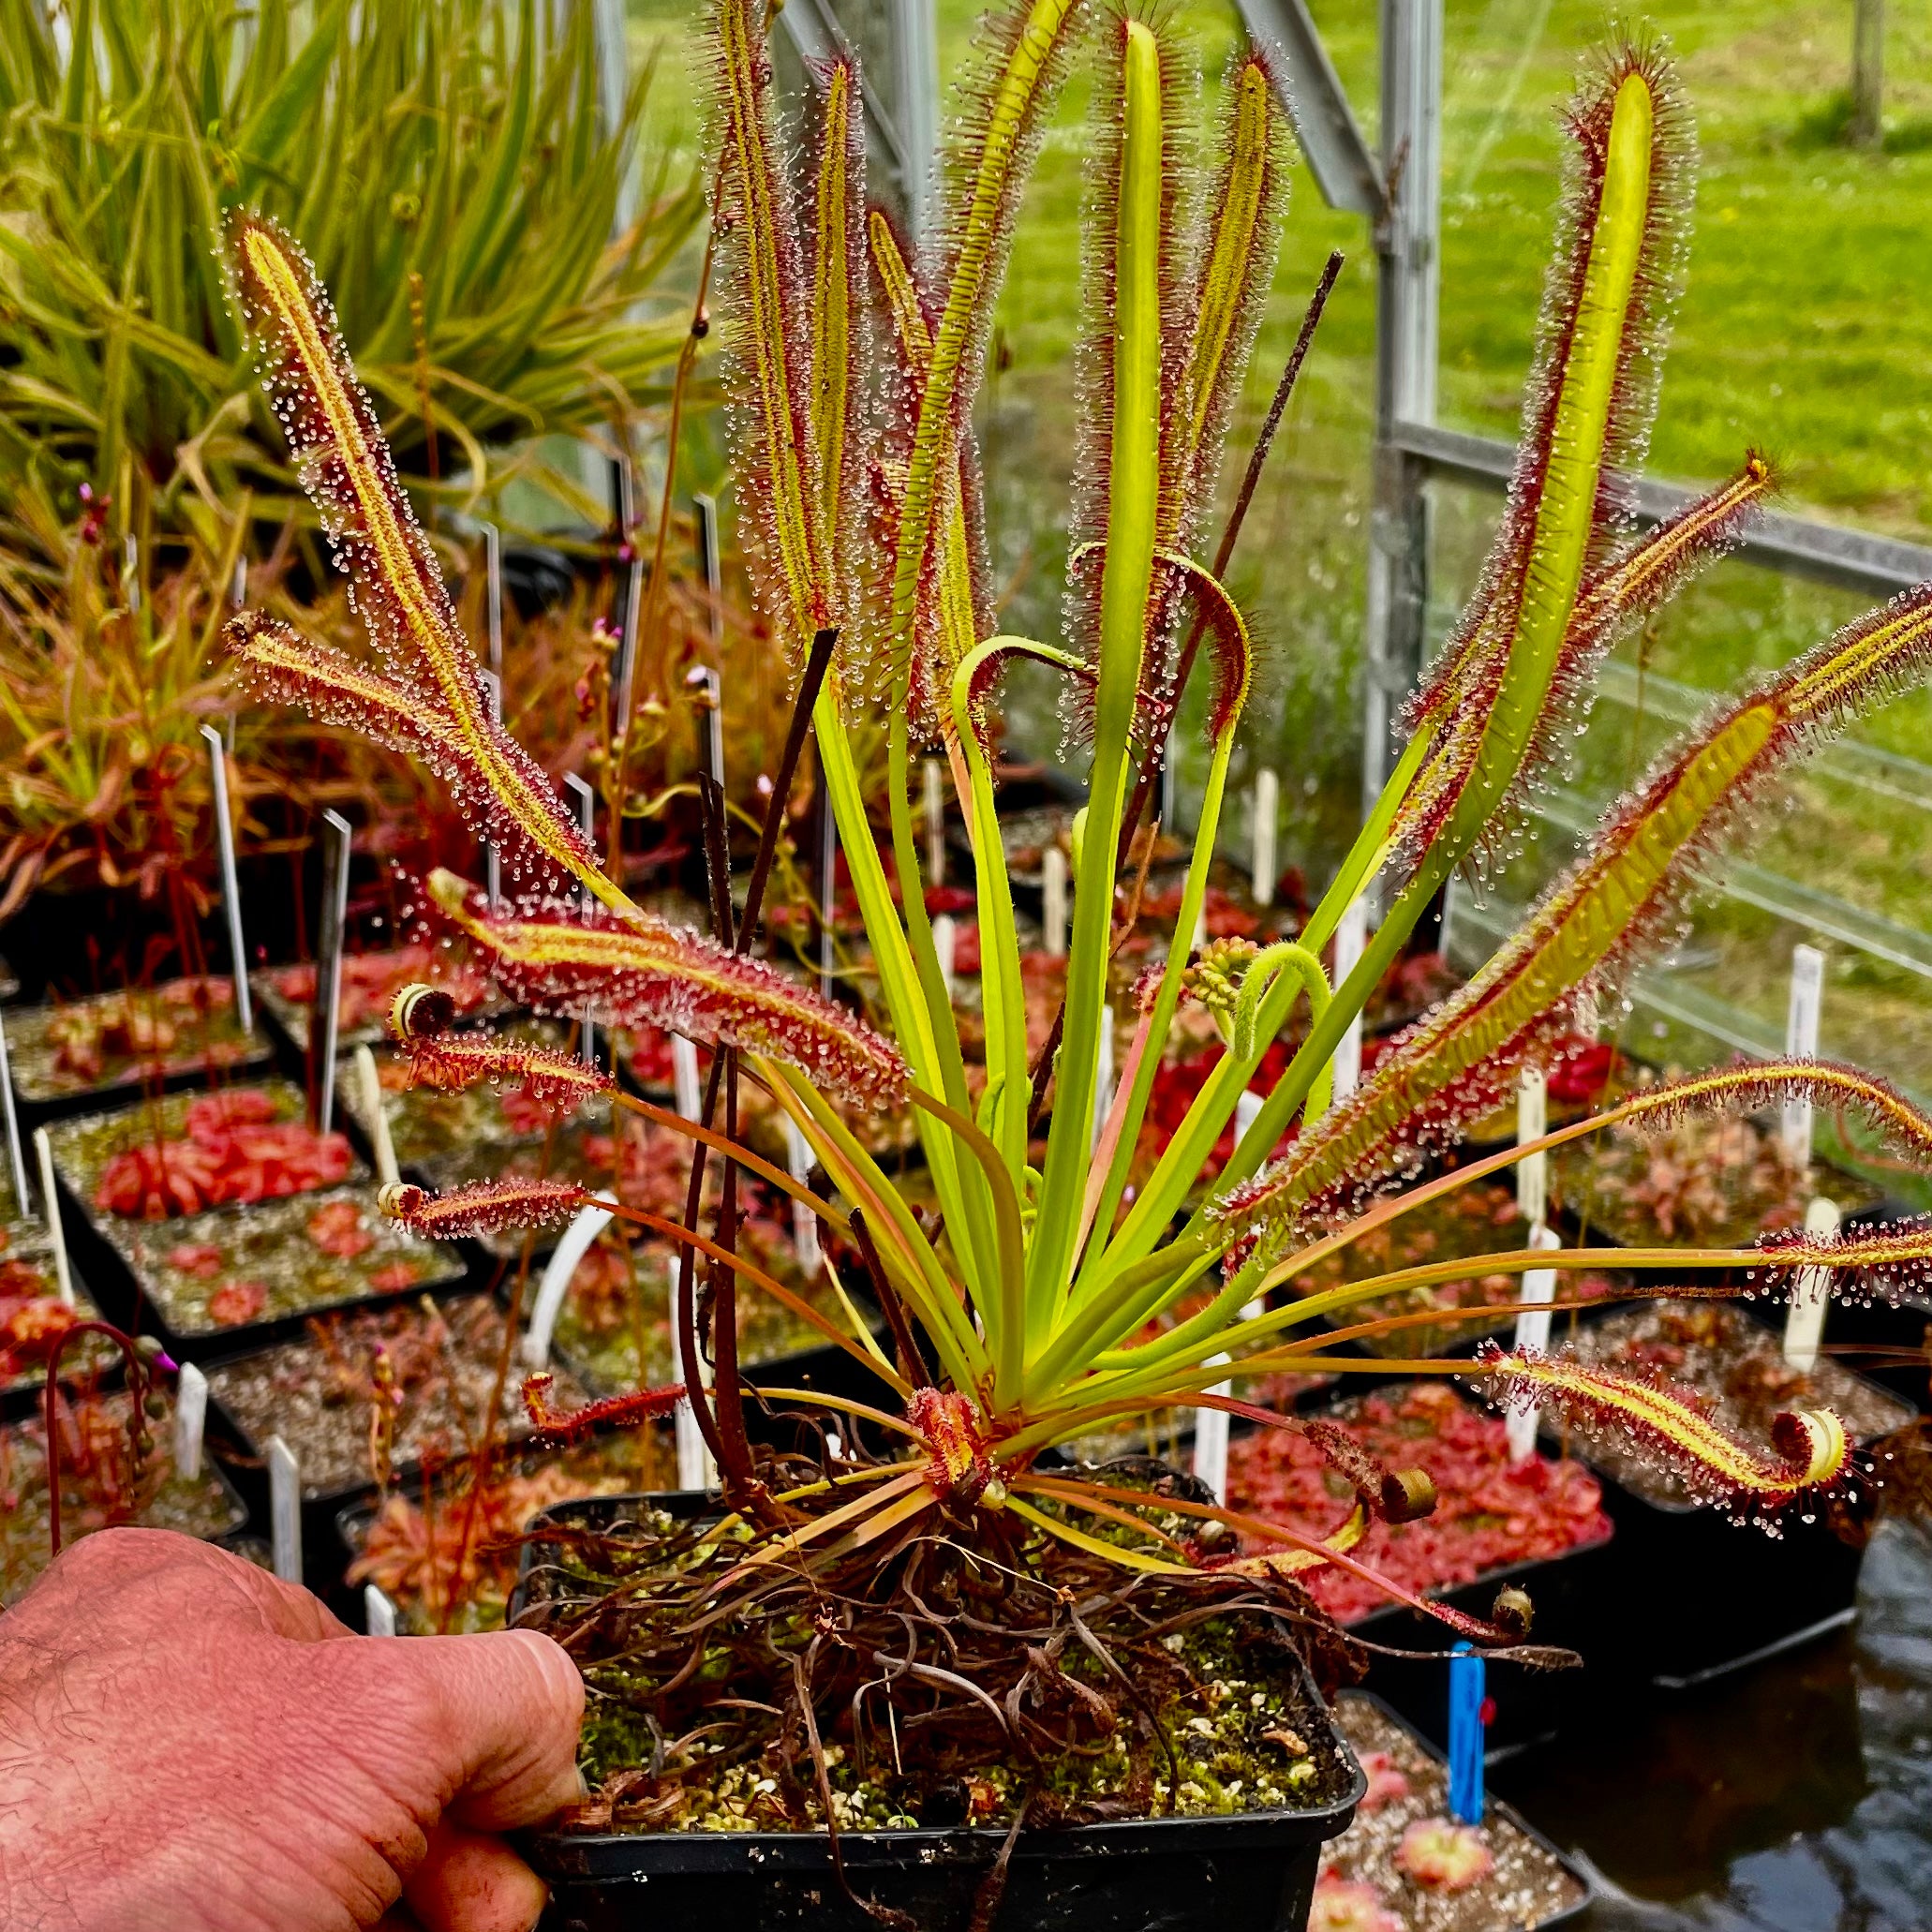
left=230, top=0, right=1932, bottom=1759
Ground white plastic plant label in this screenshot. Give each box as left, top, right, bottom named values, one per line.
left=924, top=756, right=947, bottom=887
left=1330, top=897, right=1368, bottom=1103
left=1516, top=1065, right=1548, bottom=1226
left=1783, top=1195, right=1841, bottom=1374
left=32, top=1127, right=74, bottom=1308
left=523, top=1195, right=620, bottom=1372
left=784, top=1117, right=822, bottom=1276
left=1092, top=1004, right=1115, bottom=1154
left=266, top=1434, right=302, bottom=1583
left=1042, top=845, right=1068, bottom=959
left=355, top=1046, right=400, bottom=1192
left=1507, top=1225, right=1563, bottom=1464
left=673, top=1033, right=702, bottom=1124
left=173, top=1362, right=208, bottom=1481
left=364, top=1583, right=398, bottom=1638
left=1250, top=767, right=1278, bottom=908
left=933, top=913, right=957, bottom=996
left=1781, top=943, right=1825, bottom=1169
left=669, top=1307, right=718, bottom=1494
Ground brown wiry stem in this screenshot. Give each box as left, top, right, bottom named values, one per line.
left=668, top=632, right=843, bottom=1495
left=674, top=1048, right=735, bottom=1481
left=41, top=1321, right=156, bottom=1560
left=849, top=1209, right=934, bottom=1390
left=606, top=205, right=721, bottom=870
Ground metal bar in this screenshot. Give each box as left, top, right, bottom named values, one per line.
left=592, top=0, right=636, bottom=233
left=1527, top=783, right=1932, bottom=980
left=481, top=520, right=503, bottom=680
left=1237, top=0, right=1384, bottom=217
left=693, top=494, right=724, bottom=654
left=1444, top=877, right=1932, bottom=1112
left=1595, top=658, right=1932, bottom=806
left=1360, top=0, right=1441, bottom=819
left=201, top=724, right=252, bottom=1033
left=480, top=670, right=503, bottom=910
left=313, top=810, right=353, bottom=1134
left=1392, top=419, right=1932, bottom=598
left=566, top=774, right=598, bottom=1065
left=894, top=0, right=941, bottom=248
left=775, top=0, right=914, bottom=204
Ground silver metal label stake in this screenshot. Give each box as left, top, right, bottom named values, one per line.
left=266, top=1434, right=303, bottom=1583
left=313, top=810, right=353, bottom=1133
left=0, top=1008, right=29, bottom=1219
left=480, top=670, right=503, bottom=911
left=612, top=462, right=646, bottom=755
left=481, top=520, right=504, bottom=680
left=201, top=725, right=253, bottom=1033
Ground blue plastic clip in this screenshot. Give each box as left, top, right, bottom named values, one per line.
left=1447, top=1642, right=1485, bottom=1825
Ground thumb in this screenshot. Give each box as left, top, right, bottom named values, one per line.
left=372, top=1627, right=587, bottom=1831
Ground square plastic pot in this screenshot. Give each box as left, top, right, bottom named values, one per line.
left=1335, top=1691, right=1591, bottom=1927
left=1341, top=1532, right=1619, bottom=1761
left=511, top=1492, right=1365, bottom=1932
left=1580, top=1467, right=1874, bottom=1692
left=1534, top=1309, right=1912, bottom=1692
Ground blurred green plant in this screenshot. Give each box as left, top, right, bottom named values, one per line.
left=0, top=0, right=703, bottom=557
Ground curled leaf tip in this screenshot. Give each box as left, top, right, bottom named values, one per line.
left=1478, top=1344, right=1849, bottom=1506
left=523, top=1373, right=689, bottom=1446
left=391, top=983, right=456, bottom=1042
left=381, top=1175, right=587, bottom=1241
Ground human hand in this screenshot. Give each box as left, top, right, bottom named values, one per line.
left=0, top=1528, right=583, bottom=1932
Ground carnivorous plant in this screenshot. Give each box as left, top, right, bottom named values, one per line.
left=225, top=0, right=1932, bottom=1801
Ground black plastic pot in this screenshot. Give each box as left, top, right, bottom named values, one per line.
left=74, top=1188, right=476, bottom=1369
left=1222, top=1383, right=1620, bottom=1760
left=1341, top=1530, right=1618, bottom=1762
left=1580, top=1461, right=1875, bottom=1692
left=513, top=1492, right=1365, bottom=1932
left=3, top=1001, right=275, bottom=1127
left=1333, top=1691, right=1591, bottom=1927
left=1534, top=1308, right=1913, bottom=1691
left=527, top=1799, right=1361, bottom=1932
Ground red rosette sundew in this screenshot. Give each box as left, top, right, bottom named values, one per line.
left=1224, top=1383, right=1611, bottom=1627
left=207, top=1280, right=269, bottom=1328
left=93, top=1091, right=353, bottom=1220
left=305, top=1198, right=377, bottom=1260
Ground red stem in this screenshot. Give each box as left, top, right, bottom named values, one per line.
left=41, top=1320, right=152, bottom=1560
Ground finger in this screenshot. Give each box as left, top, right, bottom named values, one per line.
left=379, top=1627, right=585, bottom=1829
left=403, top=1821, right=547, bottom=1932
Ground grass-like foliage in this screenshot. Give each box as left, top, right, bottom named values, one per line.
left=0, top=0, right=701, bottom=551
left=231, top=4, right=1932, bottom=1699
